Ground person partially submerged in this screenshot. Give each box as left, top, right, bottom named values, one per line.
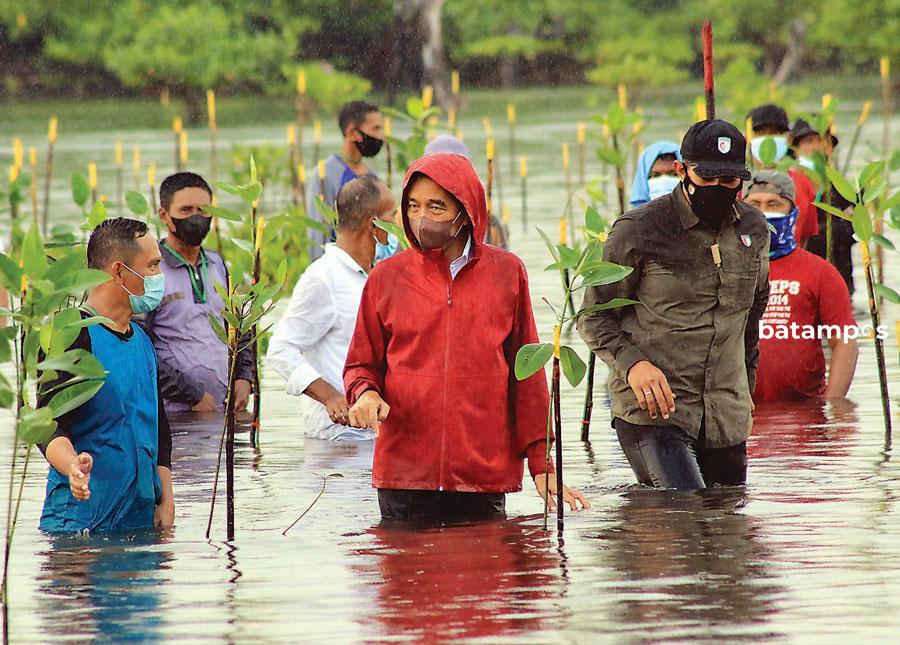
left=343, top=153, right=589, bottom=522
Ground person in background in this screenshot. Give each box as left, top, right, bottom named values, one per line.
left=629, top=142, right=682, bottom=208
left=38, top=218, right=174, bottom=533
left=344, top=153, right=588, bottom=521
left=307, top=100, right=384, bottom=260
left=141, top=172, right=254, bottom=415
left=268, top=177, right=396, bottom=441
left=743, top=170, right=858, bottom=402
left=790, top=118, right=856, bottom=294
left=579, top=120, right=769, bottom=491
left=747, top=104, right=818, bottom=247
left=424, top=134, right=509, bottom=249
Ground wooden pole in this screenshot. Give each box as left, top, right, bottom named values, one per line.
left=41, top=117, right=57, bottom=236
left=173, top=117, right=183, bottom=171
left=577, top=122, right=586, bottom=187
left=702, top=20, right=716, bottom=120
left=451, top=70, right=461, bottom=126
left=296, top=69, right=307, bottom=170
left=861, top=241, right=893, bottom=440
left=519, top=155, right=528, bottom=233
left=312, top=120, right=322, bottom=171
left=88, top=162, right=97, bottom=207
left=552, top=324, right=563, bottom=532
left=180, top=130, right=188, bottom=171
left=28, top=147, right=38, bottom=223
left=288, top=124, right=300, bottom=207
left=208, top=89, right=218, bottom=192
left=822, top=94, right=835, bottom=265
left=115, top=141, right=123, bottom=216
left=133, top=146, right=141, bottom=192
left=250, top=215, right=264, bottom=448
left=148, top=163, right=158, bottom=236
left=841, top=101, right=872, bottom=173
left=384, top=117, right=393, bottom=191
left=486, top=138, right=494, bottom=217
left=878, top=57, right=892, bottom=297
left=507, top=103, right=517, bottom=177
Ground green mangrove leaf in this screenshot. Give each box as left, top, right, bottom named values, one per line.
left=874, top=284, right=900, bottom=304
left=373, top=220, right=411, bottom=249
left=203, top=205, right=244, bottom=222
left=514, top=343, right=553, bottom=381
left=0, top=372, right=14, bottom=409
left=871, top=234, right=896, bottom=252
left=826, top=166, right=857, bottom=204
left=758, top=137, right=777, bottom=166
left=72, top=173, right=90, bottom=208
left=47, top=380, right=104, bottom=419
left=576, top=298, right=641, bottom=318
left=858, top=161, right=886, bottom=189
left=16, top=406, right=56, bottom=446
left=125, top=191, right=149, bottom=216
left=813, top=201, right=852, bottom=221
left=851, top=204, right=873, bottom=242
left=559, top=345, right=586, bottom=387
left=0, top=254, right=22, bottom=291
left=580, top=262, right=634, bottom=286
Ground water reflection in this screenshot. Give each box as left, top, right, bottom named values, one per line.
left=353, top=518, right=561, bottom=641
left=596, top=488, right=784, bottom=641
left=34, top=534, right=173, bottom=642
left=750, top=399, right=858, bottom=460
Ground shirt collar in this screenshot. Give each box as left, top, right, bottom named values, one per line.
left=325, top=243, right=368, bottom=276
left=159, top=240, right=204, bottom=269
left=453, top=235, right=473, bottom=265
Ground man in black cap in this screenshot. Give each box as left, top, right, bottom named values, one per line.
left=789, top=118, right=855, bottom=293
left=578, top=119, right=770, bottom=490
left=747, top=104, right=818, bottom=247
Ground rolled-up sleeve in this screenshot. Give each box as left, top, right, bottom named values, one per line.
left=577, top=216, right=647, bottom=379
left=266, top=275, right=336, bottom=396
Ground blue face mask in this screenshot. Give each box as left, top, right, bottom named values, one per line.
left=765, top=207, right=799, bottom=260
left=647, top=174, right=681, bottom=200
left=121, top=265, right=166, bottom=313
left=374, top=232, right=399, bottom=263
left=751, top=136, right=789, bottom=163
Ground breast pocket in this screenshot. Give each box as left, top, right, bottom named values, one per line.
left=720, top=253, right=759, bottom=312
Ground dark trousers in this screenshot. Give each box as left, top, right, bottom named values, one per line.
left=614, top=418, right=747, bottom=490
left=377, top=489, right=506, bottom=522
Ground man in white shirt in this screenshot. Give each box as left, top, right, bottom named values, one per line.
left=268, top=176, right=396, bottom=440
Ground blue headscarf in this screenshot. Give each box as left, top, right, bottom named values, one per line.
left=629, top=141, right=682, bottom=207
left=767, top=207, right=799, bottom=260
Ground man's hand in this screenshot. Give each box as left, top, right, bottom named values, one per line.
left=324, top=392, right=351, bottom=426
left=533, top=473, right=590, bottom=511
left=233, top=379, right=252, bottom=412
left=627, top=360, right=676, bottom=420
left=191, top=392, right=216, bottom=412
left=68, top=452, right=93, bottom=501
left=347, top=390, right=390, bottom=434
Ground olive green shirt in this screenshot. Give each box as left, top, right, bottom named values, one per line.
left=577, top=186, right=770, bottom=448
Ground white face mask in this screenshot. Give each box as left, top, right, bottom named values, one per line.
left=750, top=135, right=789, bottom=162
left=647, top=175, right=681, bottom=200
left=797, top=156, right=816, bottom=170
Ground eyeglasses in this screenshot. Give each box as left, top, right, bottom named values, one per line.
left=406, top=201, right=460, bottom=223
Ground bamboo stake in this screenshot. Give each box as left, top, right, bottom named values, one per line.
left=422, top=85, right=433, bottom=110
left=250, top=215, right=264, bottom=448
left=173, top=117, right=183, bottom=171
left=507, top=103, right=517, bottom=177
left=519, top=155, right=528, bottom=233
left=148, top=163, right=159, bottom=235
left=288, top=124, right=300, bottom=206
left=180, top=130, right=188, bottom=169
left=296, top=69, right=307, bottom=169
left=208, top=89, right=218, bottom=197
left=822, top=94, right=835, bottom=265
left=552, top=324, right=564, bottom=532
left=451, top=69, right=461, bottom=123
left=745, top=116, right=755, bottom=168
left=861, top=241, right=892, bottom=439
left=879, top=57, right=892, bottom=298
left=88, top=162, right=97, bottom=207
left=486, top=138, right=494, bottom=216
left=298, top=164, right=307, bottom=207
left=841, top=101, right=872, bottom=173
left=115, top=141, right=123, bottom=216
left=563, top=142, right=573, bottom=234
left=7, top=166, right=19, bottom=222
left=560, top=218, right=574, bottom=319
left=41, top=117, right=57, bottom=236
left=701, top=21, right=716, bottom=120
left=28, top=147, right=38, bottom=222
left=384, top=117, right=393, bottom=191
left=133, top=146, right=141, bottom=191
left=312, top=120, right=322, bottom=170
left=577, top=122, right=586, bottom=187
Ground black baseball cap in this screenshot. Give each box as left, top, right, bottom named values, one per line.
left=747, top=104, right=790, bottom=133
left=680, top=119, right=751, bottom=181
left=789, top=118, right=839, bottom=148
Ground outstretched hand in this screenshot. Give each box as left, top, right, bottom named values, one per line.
left=533, top=473, right=590, bottom=511
left=68, top=452, right=93, bottom=501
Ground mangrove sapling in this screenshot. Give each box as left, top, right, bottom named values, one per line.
left=381, top=97, right=444, bottom=171
left=515, top=207, right=636, bottom=531
left=814, top=158, right=900, bottom=439
left=0, top=223, right=112, bottom=618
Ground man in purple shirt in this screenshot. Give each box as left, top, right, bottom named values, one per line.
left=141, top=172, right=254, bottom=414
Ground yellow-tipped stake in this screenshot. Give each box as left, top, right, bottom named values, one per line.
left=148, top=163, right=158, bottom=230
left=558, top=217, right=567, bottom=245
left=451, top=70, right=460, bottom=96
left=298, top=163, right=307, bottom=202
left=180, top=130, right=188, bottom=167
left=255, top=216, right=265, bottom=255
left=173, top=117, right=183, bottom=170
left=313, top=120, right=322, bottom=168
left=207, top=89, right=217, bottom=130
left=486, top=138, right=495, bottom=215
left=482, top=117, right=493, bottom=138
left=502, top=205, right=510, bottom=229
left=208, top=89, right=218, bottom=193
left=422, top=85, right=433, bottom=109
left=841, top=100, right=873, bottom=173
left=577, top=122, right=586, bottom=186
left=860, top=240, right=894, bottom=436
left=520, top=155, right=528, bottom=232
left=115, top=141, right=124, bottom=215
left=562, top=142, right=573, bottom=232
left=507, top=103, right=517, bottom=176
left=297, top=69, right=307, bottom=96
left=618, top=84, right=628, bottom=110
left=133, top=146, right=141, bottom=191
left=88, top=162, right=97, bottom=205
left=28, top=146, right=38, bottom=219
left=12, top=138, right=23, bottom=169
left=288, top=124, right=300, bottom=206
left=318, top=159, right=326, bottom=198
left=694, top=97, right=706, bottom=122
left=745, top=115, right=754, bottom=166
left=384, top=116, right=393, bottom=190
left=447, top=107, right=457, bottom=131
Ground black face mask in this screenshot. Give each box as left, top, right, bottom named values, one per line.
left=354, top=129, right=384, bottom=158
left=171, top=213, right=212, bottom=247
left=683, top=176, right=740, bottom=229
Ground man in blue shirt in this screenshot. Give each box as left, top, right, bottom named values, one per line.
left=38, top=218, right=174, bottom=533
left=307, top=100, right=384, bottom=260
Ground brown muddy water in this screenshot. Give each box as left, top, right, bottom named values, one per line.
left=1, top=111, right=899, bottom=643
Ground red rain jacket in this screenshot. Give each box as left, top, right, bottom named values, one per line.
left=343, top=153, right=552, bottom=493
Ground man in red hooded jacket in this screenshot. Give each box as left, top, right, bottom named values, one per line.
left=344, top=153, right=589, bottom=522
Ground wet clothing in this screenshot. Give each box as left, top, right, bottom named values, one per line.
left=306, top=154, right=377, bottom=261
left=614, top=418, right=747, bottom=489
left=377, top=489, right=506, bottom=522
left=38, top=316, right=171, bottom=533
left=578, top=185, right=770, bottom=449
left=343, top=153, right=552, bottom=496
left=754, top=248, right=856, bottom=402
left=267, top=244, right=373, bottom=441
left=787, top=168, right=819, bottom=245
left=142, top=242, right=254, bottom=414
left=629, top=141, right=682, bottom=207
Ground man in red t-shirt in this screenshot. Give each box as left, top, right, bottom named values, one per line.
left=747, top=104, right=818, bottom=246
left=743, top=171, right=858, bottom=402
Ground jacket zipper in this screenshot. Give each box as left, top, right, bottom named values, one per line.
left=439, top=278, right=452, bottom=490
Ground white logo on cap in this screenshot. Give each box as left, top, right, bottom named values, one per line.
left=718, top=137, right=732, bottom=154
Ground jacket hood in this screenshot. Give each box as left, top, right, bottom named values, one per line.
left=400, top=153, right=487, bottom=255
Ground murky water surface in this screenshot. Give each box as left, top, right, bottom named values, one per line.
left=1, top=113, right=899, bottom=642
